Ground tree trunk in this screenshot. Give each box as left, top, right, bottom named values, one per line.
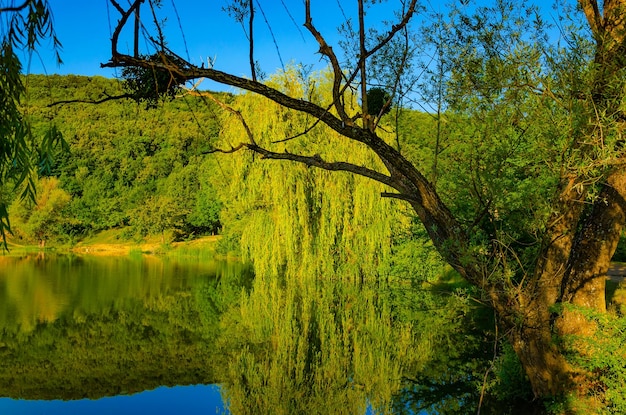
left=508, top=323, right=571, bottom=398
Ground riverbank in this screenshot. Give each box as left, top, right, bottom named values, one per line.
left=4, top=229, right=225, bottom=258
left=72, top=230, right=221, bottom=256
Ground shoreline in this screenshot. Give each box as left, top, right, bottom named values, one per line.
left=4, top=233, right=224, bottom=258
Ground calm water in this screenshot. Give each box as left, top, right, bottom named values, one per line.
left=0, top=253, right=504, bottom=414
left=0, top=253, right=248, bottom=414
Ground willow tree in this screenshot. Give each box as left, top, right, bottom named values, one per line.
left=103, top=0, right=626, bottom=407
left=0, top=0, right=64, bottom=245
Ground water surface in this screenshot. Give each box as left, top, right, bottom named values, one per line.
left=0, top=253, right=500, bottom=414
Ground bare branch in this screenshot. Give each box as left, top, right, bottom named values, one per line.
left=358, top=0, right=369, bottom=128
left=108, top=0, right=144, bottom=57
left=304, top=0, right=351, bottom=123
left=0, top=0, right=29, bottom=13
left=246, top=144, right=397, bottom=188
left=249, top=0, right=256, bottom=81
left=109, top=0, right=125, bottom=14
left=271, top=116, right=323, bottom=144
left=47, top=93, right=137, bottom=107
left=365, top=0, right=419, bottom=60
left=203, top=142, right=247, bottom=154
left=185, top=89, right=257, bottom=146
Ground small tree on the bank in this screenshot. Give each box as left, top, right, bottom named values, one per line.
left=102, top=0, right=626, bottom=410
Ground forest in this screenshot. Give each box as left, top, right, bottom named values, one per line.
left=6, top=74, right=224, bottom=246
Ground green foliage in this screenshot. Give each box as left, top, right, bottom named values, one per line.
left=215, top=68, right=411, bottom=282
left=218, top=267, right=442, bottom=414
left=12, top=74, right=226, bottom=243
left=187, top=183, right=222, bottom=234
left=558, top=306, right=626, bottom=414
left=0, top=0, right=64, bottom=246
left=9, top=176, right=71, bottom=244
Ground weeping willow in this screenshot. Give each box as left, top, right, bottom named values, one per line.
left=209, top=69, right=463, bottom=414
left=214, top=67, right=412, bottom=283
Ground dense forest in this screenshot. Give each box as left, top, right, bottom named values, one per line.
left=8, top=74, right=224, bottom=246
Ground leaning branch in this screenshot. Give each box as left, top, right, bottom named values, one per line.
left=47, top=93, right=137, bottom=107
left=246, top=143, right=397, bottom=188
left=185, top=89, right=257, bottom=146
left=0, top=0, right=29, bottom=13
left=103, top=52, right=369, bottom=144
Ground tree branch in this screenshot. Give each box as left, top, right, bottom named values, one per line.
left=0, top=0, right=29, bottom=13
left=108, top=0, right=144, bottom=58
left=249, top=0, right=256, bottom=81
left=47, top=93, right=137, bottom=107
left=103, top=52, right=368, bottom=144
left=246, top=143, right=396, bottom=188
left=304, top=0, right=350, bottom=123
left=185, top=89, right=258, bottom=146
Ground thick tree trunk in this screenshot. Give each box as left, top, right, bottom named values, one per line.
left=563, top=171, right=626, bottom=310
left=508, top=170, right=626, bottom=404
left=508, top=323, right=570, bottom=397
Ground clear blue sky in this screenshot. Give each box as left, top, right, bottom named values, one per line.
left=22, top=0, right=562, bottom=90
left=24, top=0, right=381, bottom=83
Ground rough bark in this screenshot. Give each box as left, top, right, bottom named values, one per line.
left=508, top=323, right=570, bottom=397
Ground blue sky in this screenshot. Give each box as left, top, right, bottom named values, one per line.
left=21, top=0, right=564, bottom=92
left=24, top=0, right=382, bottom=83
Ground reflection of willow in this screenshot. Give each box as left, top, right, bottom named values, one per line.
left=217, top=273, right=448, bottom=415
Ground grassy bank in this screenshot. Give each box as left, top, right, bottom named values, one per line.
left=4, top=229, right=224, bottom=258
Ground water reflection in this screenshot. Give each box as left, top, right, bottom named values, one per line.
left=0, top=254, right=251, bottom=401
left=0, top=254, right=512, bottom=414
left=0, top=384, right=226, bottom=415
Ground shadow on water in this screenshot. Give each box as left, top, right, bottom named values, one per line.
left=0, top=254, right=541, bottom=414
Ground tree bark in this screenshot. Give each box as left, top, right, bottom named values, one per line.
left=508, top=323, right=570, bottom=397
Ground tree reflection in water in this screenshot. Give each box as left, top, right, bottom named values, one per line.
left=0, top=255, right=537, bottom=413
left=217, top=270, right=535, bottom=414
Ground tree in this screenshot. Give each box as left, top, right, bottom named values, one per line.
left=0, top=0, right=65, bottom=246
left=9, top=176, right=71, bottom=246
left=102, top=0, right=626, bottom=409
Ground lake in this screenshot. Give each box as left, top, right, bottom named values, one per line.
left=0, top=253, right=514, bottom=414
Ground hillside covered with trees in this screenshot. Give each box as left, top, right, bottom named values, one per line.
left=8, top=73, right=438, bottom=259
left=8, top=74, right=225, bottom=246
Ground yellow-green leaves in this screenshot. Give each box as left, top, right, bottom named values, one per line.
left=215, top=69, right=406, bottom=282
